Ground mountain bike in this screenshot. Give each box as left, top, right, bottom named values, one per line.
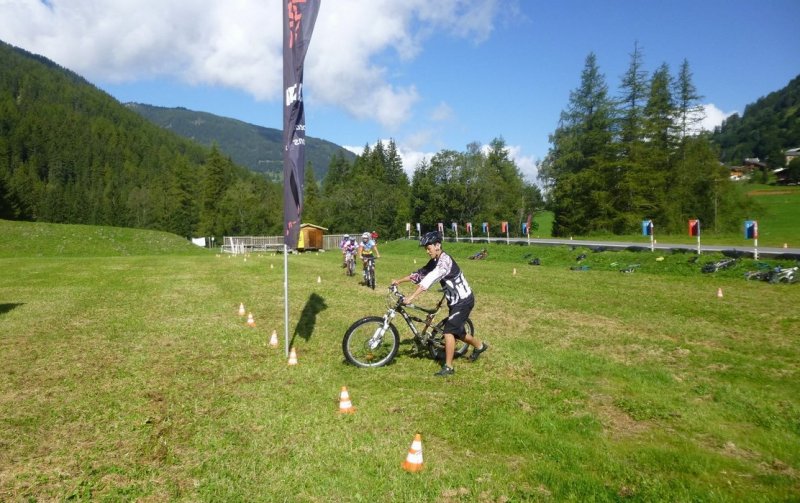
left=342, top=285, right=472, bottom=368
left=361, top=256, right=377, bottom=289
left=345, top=250, right=356, bottom=276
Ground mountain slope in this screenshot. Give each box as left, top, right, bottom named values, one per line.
left=127, top=103, right=356, bottom=181
left=711, top=74, right=800, bottom=167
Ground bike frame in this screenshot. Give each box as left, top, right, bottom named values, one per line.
left=385, top=286, right=446, bottom=343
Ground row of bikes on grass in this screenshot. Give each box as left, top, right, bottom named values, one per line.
left=343, top=250, right=377, bottom=289
left=701, top=257, right=798, bottom=283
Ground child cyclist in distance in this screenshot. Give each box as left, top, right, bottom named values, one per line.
left=391, top=231, right=488, bottom=376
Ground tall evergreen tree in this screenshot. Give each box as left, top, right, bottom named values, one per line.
left=548, top=53, right=616, bottom=236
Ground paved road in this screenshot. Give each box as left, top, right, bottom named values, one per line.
left=452, top=237, right=800, bottom=259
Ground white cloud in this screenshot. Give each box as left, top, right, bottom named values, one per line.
left=430, top=102, right=454, bottom=122
left=0, top=0, right=500, bottom=130
left=696, top=103, right=737, bottom=133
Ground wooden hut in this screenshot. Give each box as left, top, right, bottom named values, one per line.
left=297, top=223, right=327, bottom=251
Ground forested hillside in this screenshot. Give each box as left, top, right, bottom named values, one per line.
left=127, top=103, right=356, bottom=181
left=711, top=74, right=800, bottom=168
left=0, top=40, right=284, bottom=238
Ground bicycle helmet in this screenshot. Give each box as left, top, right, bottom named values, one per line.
left=343, top=234, right=350, bottom=239
left=419, top=231, right=442, bottom=247
left=361, top=232, right=370, bottom=241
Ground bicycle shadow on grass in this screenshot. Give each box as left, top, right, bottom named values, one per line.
left=290, top=293, right=327, bottom=347
left=0, top=303, right=24, bottom=315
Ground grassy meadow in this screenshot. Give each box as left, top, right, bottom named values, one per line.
left=1, top=219, right=799, bottom=501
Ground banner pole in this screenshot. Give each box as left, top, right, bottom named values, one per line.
left=283, top=243, right=289, bottom=358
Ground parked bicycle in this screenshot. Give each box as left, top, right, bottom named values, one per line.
left=361, top=256, right=377, bottom=289
left=342, top=285, right=473, bottom=368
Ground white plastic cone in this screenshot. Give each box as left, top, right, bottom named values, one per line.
left=238, top=303, right=246, bottom=316
left=288, top=347, right=298, bottom=366
left=269, top=330, right=279, bottom=348
left=338, top=386, right=355, bottom=414
left=247, top=313, right=256, bottom=327
left=402, top=434, right=424, bottom=472
left=717, top=287, right=723, bottom=298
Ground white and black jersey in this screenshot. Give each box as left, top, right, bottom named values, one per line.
left=410, top=252, right=473, bottom=306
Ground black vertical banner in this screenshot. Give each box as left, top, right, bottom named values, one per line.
left=283, top=0, right=320, bottom=249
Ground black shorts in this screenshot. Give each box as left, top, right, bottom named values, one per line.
left=443, top=298, right=474, bottom=340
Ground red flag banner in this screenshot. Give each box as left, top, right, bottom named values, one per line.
left=283, top=0, right=321, bottom=249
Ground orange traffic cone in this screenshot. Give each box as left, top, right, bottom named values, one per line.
left=288, top=347, right=298, bottom=366
left=269, top=330, right=279, bottom=348
left=238, top=303, right=246, bottom=316
left=338, top=386, right=355, bottom=414
left=717, top=287, right=723, bottom=298
left=402, top=434, right=424, bottom=472
left=247, top=313, right=256, bottom=327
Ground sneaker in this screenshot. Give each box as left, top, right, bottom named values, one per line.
left=434, top=365, right=455, bottom=377
left=469, top=342, right=489, bottom=362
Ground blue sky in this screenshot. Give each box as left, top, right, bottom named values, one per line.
left=2, top=0, right=799, bottom=181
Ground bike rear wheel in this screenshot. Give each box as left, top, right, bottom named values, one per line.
left=342, top=316, right=400, bottom=368
left=346, top=258, right=355, bottom=276
left=428, top=318, right=474, bottom=361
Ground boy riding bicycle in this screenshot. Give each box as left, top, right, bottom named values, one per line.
left=358, top=232, right=380, bottom=279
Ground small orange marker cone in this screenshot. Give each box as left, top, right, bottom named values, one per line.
left=402, top=434, right=424, bottom=472
left=269, top=330, right=279, bottom=348
left=247, top=313, right=256, bottom=327
left=717, top=287, right=723, bottom=298
left=338, top=386, right=355, bottom=414
left=288, top=347, right=298, bottom=366
left=238, top=303, right=246, bottom=316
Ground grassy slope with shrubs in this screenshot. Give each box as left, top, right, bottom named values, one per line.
left=0, top=221, right=798, bottom=500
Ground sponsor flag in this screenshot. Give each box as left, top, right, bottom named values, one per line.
left=501, top=221, right=508, bottom=233
left=482, top=222, right=488, bottom=233
left=642, top=219, right=653, bottom=236
left=521, top=222, right=527, bottom=235
left=416, top=222, right=421, bottom=232
left=744, top=220, right=758, bottom=239
left=283, top=0, right=321, bottom=249
left=405, top=222, right=411, bottom=231
left=526, top=214, right=532, bottom=234
left=466, top=222, right=472, bottom=233
left=688, top=219, right=700, bottom=237
left=451, top=222, right=457, bottom=232
left=437, top=222, right=444, bottom=233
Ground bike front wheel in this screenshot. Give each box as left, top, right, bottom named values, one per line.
left=428, top=318, right=474, bottom=361
left=342, top=316, right=400, bottom=368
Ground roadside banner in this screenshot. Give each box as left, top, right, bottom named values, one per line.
left=689, top=219, right=701, bottom=254
left=745, top=220, right=759, bottom=259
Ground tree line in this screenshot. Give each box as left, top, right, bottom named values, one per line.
left=538, top=47, right=752, bottom=236
left=305, top=138, right=543, bottom=239
left=2, top=40, right=771, bottom=242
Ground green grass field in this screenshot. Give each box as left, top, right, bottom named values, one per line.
left=1, top=220, right=798, bottom=501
